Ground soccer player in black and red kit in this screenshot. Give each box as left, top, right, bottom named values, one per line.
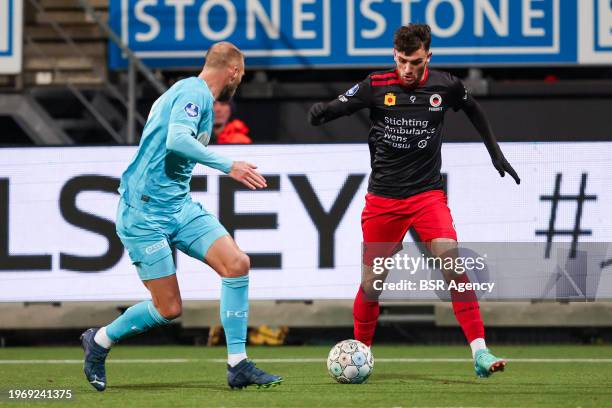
left=308, top=24, right=520, bottom=378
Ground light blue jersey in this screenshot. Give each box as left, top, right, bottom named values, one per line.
left=119, top=77, right=231, bottom=213
left=116, top=76, right=233, bottom=280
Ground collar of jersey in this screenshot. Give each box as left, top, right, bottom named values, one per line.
left=394, top=67, right=429, bottom=90
left=196, top=77, right=214, bottom=100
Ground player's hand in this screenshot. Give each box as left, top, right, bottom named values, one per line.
left=228, top=161, right=267, bottom=190
left=307, top=102, right=326, bottom=126
left=492, top=154, right=520, bottom=185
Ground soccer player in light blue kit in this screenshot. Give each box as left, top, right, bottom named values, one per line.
left=80, top=42, right=282, bottom=391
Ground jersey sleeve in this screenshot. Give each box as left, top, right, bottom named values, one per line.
left=448, top=75, right=471, bottom=112
left=168, top=89, right=211, bottom=136
left=166, top=126, right=233, bottom=173
left=310, top=76, right=372, bottom=125
left=166, top=88, right=232, bottom=173
left=335, top=77, right=373, bottom=115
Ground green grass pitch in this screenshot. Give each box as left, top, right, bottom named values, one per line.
left=1, top=345, right=612, bottom=407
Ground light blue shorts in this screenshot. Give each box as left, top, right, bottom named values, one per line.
left=116, top=198, right=228, bottom=281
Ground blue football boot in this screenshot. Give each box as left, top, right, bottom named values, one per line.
left=80, top=328, right=109, bottom=391
left=474, top=348, right=507, bottom=378
left=227, top=359, right=283, bottom=389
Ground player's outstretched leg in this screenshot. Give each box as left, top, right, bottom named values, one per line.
left=206, top=236, right=282, bottom=389
left=428, top=238, right=507, bottom=377
left=80, top=328, right=110, bottom=391
left=448, top=272, right=508, bottom=377
left=474, top=348, right=507, bottom=378
left=80, top=294, right=174, bottom=391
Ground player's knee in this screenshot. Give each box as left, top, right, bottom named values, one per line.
left=361, top=284, right=382, bottom=301
left=158, top=301, right=182, bottom=320
left=223, top=252, right=250, bottom=278
left=429, top=238, right=458, bottom=258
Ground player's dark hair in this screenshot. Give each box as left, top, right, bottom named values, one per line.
left=394, top=24, right=431, bottom=54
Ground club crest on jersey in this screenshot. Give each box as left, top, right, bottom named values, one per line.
left=429, top=94, right=443, bottom=111
left=384, top=93, right=396, bottom=106
left=345, top=84, right=359, bottom=96
left=184, top=103, right=200, bottom=117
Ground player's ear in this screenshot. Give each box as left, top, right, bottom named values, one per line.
left=229, top=65, right=238, bottom=81
left=427, top=51, right=432, bottom=63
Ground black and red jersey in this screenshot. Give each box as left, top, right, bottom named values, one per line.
left=325, top=68, right=470, bottom=199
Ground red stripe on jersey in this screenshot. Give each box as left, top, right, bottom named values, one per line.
left=418, top=67, right=429, bottom=87
left=370, top=72, right=397, bottom=80
left=371, top=79, right=401, bottom=87
left=370, top=67, right=429, bottom=87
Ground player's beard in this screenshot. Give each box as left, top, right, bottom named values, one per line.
left=217, top=81, right=239, bottom=102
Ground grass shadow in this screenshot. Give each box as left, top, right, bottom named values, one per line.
left=112, top=380, right=227, bottom=392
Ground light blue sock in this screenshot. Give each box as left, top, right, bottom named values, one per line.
left=105, top=300, right=171, bottom=343
left=220, top=275, right=249, bottom=355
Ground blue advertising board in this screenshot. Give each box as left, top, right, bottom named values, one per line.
left=108, top=0, right=610, bottom=69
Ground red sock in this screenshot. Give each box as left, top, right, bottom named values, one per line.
left=353, top=286, right=379, bottom=346
left=450, top=274, right=485, bottom=343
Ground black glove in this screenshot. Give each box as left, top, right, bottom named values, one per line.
left=491, top=153, right=520, bottom=184
left=307, top=102, right=327, bottom=126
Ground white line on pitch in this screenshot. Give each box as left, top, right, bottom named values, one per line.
left=1, top=358, right=612, bottom=364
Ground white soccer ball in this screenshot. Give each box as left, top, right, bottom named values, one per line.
left=327, top=339, right=374, bottom=384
